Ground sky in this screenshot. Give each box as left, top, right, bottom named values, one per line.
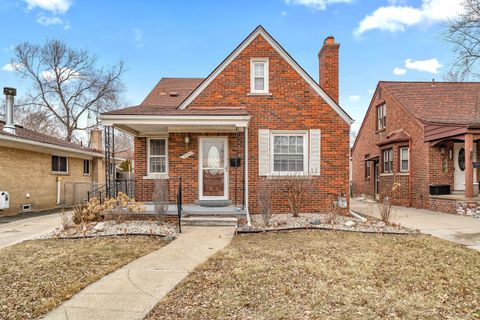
left=0, top=0, right=466, bottom=135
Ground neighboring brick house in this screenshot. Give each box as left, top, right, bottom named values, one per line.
left=352, top=81, right=480, bottom=214
left=0, top=88, right=105, bottom=216
left=100, top=26, right=353, bottom=218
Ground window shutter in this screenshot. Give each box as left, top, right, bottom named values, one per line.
left=309, top=129, right=321, bottom=175
left=258, top=129, right=270, bottom=176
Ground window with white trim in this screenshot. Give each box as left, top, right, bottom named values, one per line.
left=271, top=133, right=308, bottom=174
left=83, top=159, right=91, bottom=175
left=399, top=147, right=409, bottom=172
left=52, top=155, right=68, bottom=173
left=250, top=59, right=269, bottom=93
left=382, top=148, right=393, bottom=173
left=377, top=103, right=386, bottom=130
left=148, top=138, right=167, bottom=174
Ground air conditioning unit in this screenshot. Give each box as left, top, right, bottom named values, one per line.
left=0, top=191, right=9, bottom=210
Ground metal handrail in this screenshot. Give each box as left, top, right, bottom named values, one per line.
left=177, top=177, right=182, bottom=233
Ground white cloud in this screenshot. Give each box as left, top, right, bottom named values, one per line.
left=405, top=58, right=442, bottom=74
left=1, top=63, right=22, bottom=72
left=23, top=0, right=72, bottom=14
left=37, top=14, right=63, bottom=26
left=284, top=0, right=352, bottom=11
left=281, top=11, right=288, bottom=16
left=41, top=67, right=80, bottom=81
left=133, top=28, right=144, bottom=48
left=393, top=67, right=407, bottom=75
left=355, top=0, right=464, bottom=35
left=349, top=95, right=360, bottom=102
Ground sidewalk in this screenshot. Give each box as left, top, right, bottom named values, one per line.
left=0, top=213, right=59, bottom=249
left=44, top=226, right=235, bottom=320
left=351, top=198, right=480, bottom=251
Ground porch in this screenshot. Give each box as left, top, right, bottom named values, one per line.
left=99, top=109, right=251, bottom=221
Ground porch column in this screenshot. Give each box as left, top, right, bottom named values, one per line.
left=244, top=127, right=249, bottom=214
left=465, top=133, right=474, bottom=198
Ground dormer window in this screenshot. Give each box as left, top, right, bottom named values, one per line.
left=250, top=58, right=269, bottom=94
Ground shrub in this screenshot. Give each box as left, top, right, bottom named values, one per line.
left=59, top=210, right=74, bottom=229
left=257, top=178, right=273, bottom=227
left=152, top=179, right=169, bottom=224
left=379, top=182, right=400, bottom=223
left=273, top=172, right=315, bottom=218
left=325, top=200, right=341, bottom=225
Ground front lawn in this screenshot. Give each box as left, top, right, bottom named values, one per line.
left=147, top=231, right=480, bottom=320
left=0, top=236, right=167, bottom=319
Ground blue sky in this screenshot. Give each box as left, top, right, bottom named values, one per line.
left=0, top=0, right=465, bottom=133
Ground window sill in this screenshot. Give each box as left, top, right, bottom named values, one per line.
left=380, top=173, right=393, bottom=177
left=376, top=129, right=386, bottom=134
left=51, top=172, right=69, bottom=176
left=267, top=174, right=313, bottom=180
left=397, top=172, right=409, bottom=175
left=247, top=92, right=272, bottom=96
left=143, top=174, right=169, bottom=180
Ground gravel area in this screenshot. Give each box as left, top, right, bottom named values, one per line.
left=38, top=220, right=178, bottom=239
left=248, top=213, right=416, bottom=234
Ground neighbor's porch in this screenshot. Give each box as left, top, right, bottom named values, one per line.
left=100, top=112, right=251, bottom=216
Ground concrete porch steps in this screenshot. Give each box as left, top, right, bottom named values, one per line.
left=181, top=216, right=238, bottom=227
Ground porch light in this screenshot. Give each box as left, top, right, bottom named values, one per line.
left=184, top=135, right=191, bottom=148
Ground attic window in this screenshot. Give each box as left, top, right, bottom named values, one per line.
left=250, top=58, right=269, bottom=94
left=169, top=92, right=178, bottom=97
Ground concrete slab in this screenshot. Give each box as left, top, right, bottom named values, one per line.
left=351, top=198, right=480, bottom=251
left=43, top=226, right=235, bottom=320
left=0, top=213, right=59, bottom=249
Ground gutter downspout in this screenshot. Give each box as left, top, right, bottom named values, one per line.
left=408, top=138, right=413, bottom=207
left=244, top=126, right=251, bottom=226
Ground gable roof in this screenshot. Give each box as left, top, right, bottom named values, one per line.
left=0, top=121, right=102, bottom=156
left=176, top=25, right=353, bottom=125
left=141, top=77, right=204, bottom=108
left=380, top=81, right=480, bottom=126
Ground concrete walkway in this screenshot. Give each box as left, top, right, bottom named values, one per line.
left=44, top=226, right=235, bottom=320
left=0, top=213, right=59, bottom=249
left=351, top=198, right=480, bottom=251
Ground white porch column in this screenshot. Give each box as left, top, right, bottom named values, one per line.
left=244, top=127, right=250, bottom=225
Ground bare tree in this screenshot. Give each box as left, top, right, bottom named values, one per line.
left=14, top=104, right=61, bottom=137
left=11, top=39, right=125, bottom=141
left=445, top=0, right=480, bottom=79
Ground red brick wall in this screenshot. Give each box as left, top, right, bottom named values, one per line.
left=352, top=85, right=429, bottom=207
left=183, top=34, right=350, bottom=214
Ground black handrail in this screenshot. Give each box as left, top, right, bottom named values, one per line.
left=177, top=177, right=182, bottom=233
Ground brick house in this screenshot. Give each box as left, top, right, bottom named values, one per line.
left=352, top=81, right=480, bottom=214
left=0, top=88, right=105, bottom=216
left=100, top=26, right=353, bottom=220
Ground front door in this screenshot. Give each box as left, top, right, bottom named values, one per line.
left=454, top=143, right=466, bottom=191
left=199, top=137, right=228, bottom=200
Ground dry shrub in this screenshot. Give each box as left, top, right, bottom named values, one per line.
left=59, top=210, right=74, bottom=229
left=273, top=172, right=315, bottom=217
left=325, top=200, right=341, bottom=225
left=379, top=182, right=400, bottom=223
left=153, top=179, right=169, bottom=224
left=257, top=178, right=273, bottom=227
left=72, top=192, right=143, bottom=225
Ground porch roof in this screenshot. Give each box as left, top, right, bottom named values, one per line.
left=100, top=107, right=251, bottom=136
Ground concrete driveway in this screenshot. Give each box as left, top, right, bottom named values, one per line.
left=0, top=213, right=59, bottom=249
left=351, top=198, right=480, bottom=251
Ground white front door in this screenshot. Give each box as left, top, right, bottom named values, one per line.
left=199, top=137, right=229, bottom=200
left=454, top=143, right=466, bottom=191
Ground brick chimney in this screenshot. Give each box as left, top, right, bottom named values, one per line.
left=90, top=128, right=103, bottom=151
left=318, top=35, right=340, bottom=104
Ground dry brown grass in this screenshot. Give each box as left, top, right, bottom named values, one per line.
left=147, top=231, right=480, bottom=320
left=0, top=236, right=167, bottom=319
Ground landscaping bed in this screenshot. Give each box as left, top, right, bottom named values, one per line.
left=246, top=213, right=415, bottom=234
left=0, top=236, right=168, bottom=320
left=146, top=231, right=480, bottom=320
left=38, top=220, right=177, bottom=239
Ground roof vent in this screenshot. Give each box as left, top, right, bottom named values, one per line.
left=3, top=87, right=16, bottom=135
left=431, top=78, right=436, bottom=87
left=160, top=91, right=167, bottom=96
left=169, top=92, right=178, bottom=97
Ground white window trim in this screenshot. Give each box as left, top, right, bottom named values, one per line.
left=382, top=148, right=393, bottom=173
left=269, top=131, right=309, bottom=176
left=83, top=159, right=91, bottom=176
left=146, top=137, right=169, bottom=176
left=51, top=155, right=68, bottom=174
left=399, top=147, right=409, bottom=172
left=250, top=58, right=269, bottom=94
